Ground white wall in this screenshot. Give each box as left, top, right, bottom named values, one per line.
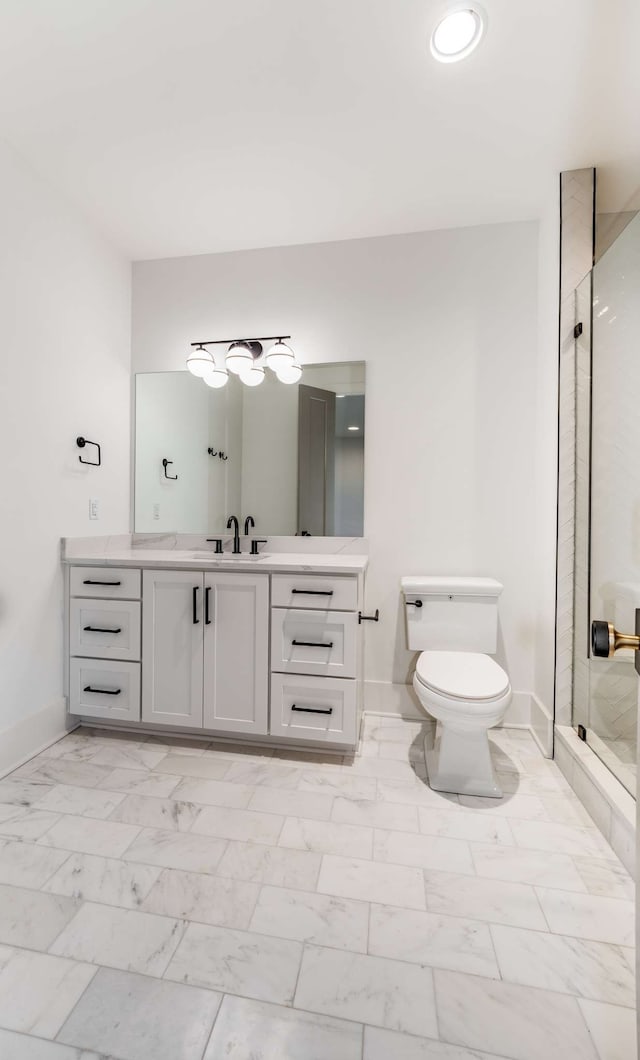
left=132, top=223, right=541, bottom=706
left=0, top=139, right=131, bottom=767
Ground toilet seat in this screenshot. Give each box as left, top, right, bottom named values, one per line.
left=415, top=651, right=509, bottom=702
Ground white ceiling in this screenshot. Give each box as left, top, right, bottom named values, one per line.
left=0, top=0, right=637, bottom=260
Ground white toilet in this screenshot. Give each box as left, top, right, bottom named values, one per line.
left=401, top=576, right=511, bottom=798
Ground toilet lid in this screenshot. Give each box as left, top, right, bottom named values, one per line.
left=415, top=651, right=509, bottom=701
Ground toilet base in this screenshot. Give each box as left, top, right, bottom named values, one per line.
left=424, top=726, right=503, bottom=799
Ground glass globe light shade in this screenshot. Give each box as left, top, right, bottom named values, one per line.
left=265, top=341, right=296, bottom=373
left=241, top=364, right=265, bottom=387
left=186, top=346, right=214, bottom=377
left=226, top=341, right=253, bottom=375
left=203, top=366, right=229, bottom=389
left=276, top=360, right=302, bottom=384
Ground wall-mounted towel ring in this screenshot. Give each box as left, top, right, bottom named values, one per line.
left=76, top=437, right=101, bottom=466
left=162, top=458, right=178, bottom=480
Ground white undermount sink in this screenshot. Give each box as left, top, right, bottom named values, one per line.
left=187, top=551, right=270, bottom=561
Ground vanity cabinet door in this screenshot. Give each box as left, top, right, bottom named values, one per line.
left=142, top=570, right=204, bottom=728
left=203, top=572, right=269, bottom=736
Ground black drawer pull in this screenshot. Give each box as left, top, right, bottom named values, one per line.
left=291, top=639, right=334, bottom=649
left=291, top=589, right=334, bottom=596
left=83, top=626, right=122, bottom=634
left=291, top=704, right=333, bottom=715
left=83, top=685, right=121, bottom=696
left=82, top=579, right=122, bottom=586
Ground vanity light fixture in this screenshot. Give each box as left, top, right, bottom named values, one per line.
left=347, top=425, right=360, bottom=431
left=430, top=4, right=486, bottom=63
left=186, top=344, right=215, bottom=378
left=242, top=363, right=266, bottom=387
left=275, top=360, right=302, bottom=385
left=203, top=365, right=230, bottom=389
left=227, top=341, right=258, bottom=376
left=187, top=335, right=302, bottom=389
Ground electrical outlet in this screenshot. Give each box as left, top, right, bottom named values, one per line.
left=153, top=503, right=160, bottom=520
left=89, top=498, right=99, bottom=520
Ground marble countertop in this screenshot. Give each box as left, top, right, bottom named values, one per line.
left=62, top=548, right=368, bottom=575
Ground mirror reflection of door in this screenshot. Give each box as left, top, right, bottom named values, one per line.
left=297, top=384, right=336, bottom=535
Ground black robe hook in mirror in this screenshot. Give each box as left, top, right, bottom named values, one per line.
left=162, top=458, right=178, bottom=480
left=76, top=437, right=101, bottom=466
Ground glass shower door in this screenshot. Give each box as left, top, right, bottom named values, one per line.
left=573, top=210, right=640, bottom=797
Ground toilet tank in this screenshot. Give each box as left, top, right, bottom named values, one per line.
left=402, top=576, right=503, bottom=653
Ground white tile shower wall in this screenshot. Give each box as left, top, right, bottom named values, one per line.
left=132, top=224, right=541, bottom=722
left=555, top=169, right=596, bottom=727
left=0, top=140, right=131, bottom=773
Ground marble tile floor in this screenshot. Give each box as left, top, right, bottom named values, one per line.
left=0, top=717, right=635, bottom=1060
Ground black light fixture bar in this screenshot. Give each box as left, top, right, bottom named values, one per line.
left=190, top=335, right=291, bottom=348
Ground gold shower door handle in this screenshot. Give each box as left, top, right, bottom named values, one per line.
left=591, top=620, right=640, bottom=658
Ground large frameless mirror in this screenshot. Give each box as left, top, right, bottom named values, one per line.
left=134, top=361, right=365, bottom=537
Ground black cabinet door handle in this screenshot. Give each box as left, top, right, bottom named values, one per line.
left=83, top=626, right=122, bottom=634
left=291, top=704, right=333, bottom=715
left=82, top=579, right=122, bottom=586
left=205, top=586, right=212, bottom=625
left=193, top=585, right=200, bottom=624
left=83, top=686, right=121, bottom=696
left=291, top=639, right=334, bottom=649
left=291, top=589, right=333, bottom=596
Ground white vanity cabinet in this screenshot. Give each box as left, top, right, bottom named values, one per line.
left=142, top=569, right=269, bottom=734
left=68, top=567, right=142, bottom=722
left=269, top=572, right=361, bottom=745
left=66, top=553, right=365, bottom=750
left=202, top=572, right=269, bottom=735
left=141, top=570, right=204, bottom=728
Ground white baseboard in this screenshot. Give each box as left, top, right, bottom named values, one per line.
left=364, top=680, right=533, bottom=730
left=364, top=681, right=424, bottom=719
left=0, top=698, right=76, bottom=779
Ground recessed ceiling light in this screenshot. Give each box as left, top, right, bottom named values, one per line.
left=430, top=5, right=486, bottom=63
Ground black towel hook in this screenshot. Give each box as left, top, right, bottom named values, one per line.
left=77, top=437, right=101, bottom=466
left=162, top=458, right=178, bottom=480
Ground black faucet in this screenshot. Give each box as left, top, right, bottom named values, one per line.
left=244, top=515, right=255, bottom=536
left=227, top=515, right=241, bottom=554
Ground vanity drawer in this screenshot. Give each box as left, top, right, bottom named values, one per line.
left=270, top=673, right=357, bottom=745
left=70, top=599, right=141, bottom=662
left=69, top=658, right=140, bottom=721
left=271, top=573, right=358, bottom=612
left=70, top=566, right=141, bottom=600
left=271, top=608, right=357, bottom=678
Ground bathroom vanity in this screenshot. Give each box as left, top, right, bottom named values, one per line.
left=63, top=539, right=368, bottom=751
